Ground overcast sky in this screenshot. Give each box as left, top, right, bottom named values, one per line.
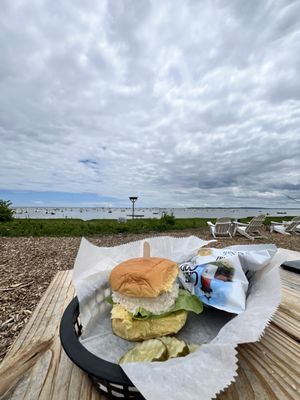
left=0, top=0, right=300, bottom=208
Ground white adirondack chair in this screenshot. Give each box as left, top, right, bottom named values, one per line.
left=207, top=217, right=233, bottom=238
left=270, top=216, right=300, bottom=235
left=235, top=215, right=266, bottom=240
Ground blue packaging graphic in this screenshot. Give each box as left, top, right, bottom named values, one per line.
left=179, top=253, right=249, bottom=314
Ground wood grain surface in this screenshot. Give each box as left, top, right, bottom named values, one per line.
left=0, top=268, right=299, bottom=400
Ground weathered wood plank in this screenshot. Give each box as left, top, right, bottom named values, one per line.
left=0, top=271, right=104, bottom=400
left=272, top=285, right=300, bottom=341
left=214, top=267, right=300, bottom=399
left=1, top=269, right=300, bottom=400
left=3, top=270, right=73, bottom=360
left=280, top=268, right=300, bottom=292
left=272, top=310, right=300, bottom=342
left=218, top=325, right=300, bottom=399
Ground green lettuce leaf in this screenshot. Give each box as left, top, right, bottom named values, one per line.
left=105, top=295, right=114, bottom=305
left=173, top=288, right=203, bottom=314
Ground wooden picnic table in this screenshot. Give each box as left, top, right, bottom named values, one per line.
left=1, top=267, right=299, bottom=400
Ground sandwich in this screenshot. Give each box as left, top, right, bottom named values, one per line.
left=107, top=256, right=203, bottom=341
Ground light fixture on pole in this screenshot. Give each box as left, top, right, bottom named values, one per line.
left=129, top=196, right=138, bottom=219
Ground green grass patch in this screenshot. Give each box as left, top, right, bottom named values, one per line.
left=0, top=218, right=208, bottom=237
left=0, top=216, right=296, bottom=237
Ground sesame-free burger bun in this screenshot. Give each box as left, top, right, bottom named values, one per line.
left=109, top=257, right=179, bottom=298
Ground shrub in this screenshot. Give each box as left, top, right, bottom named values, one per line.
left=160, top=212, right=175, bottom=225
left=0, top=200, right=14, bottom=222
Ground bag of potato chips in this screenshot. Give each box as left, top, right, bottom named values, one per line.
left=178, top=245, right=276, bottom=314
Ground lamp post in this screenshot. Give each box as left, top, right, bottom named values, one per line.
left=129, top=196, right=138, bottom=219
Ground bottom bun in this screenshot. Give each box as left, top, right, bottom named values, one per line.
left=112, top=310, right=188, bottom=341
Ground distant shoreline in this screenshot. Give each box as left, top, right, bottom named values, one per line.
left=10, top=206, right=300, bottom=222
left=12, top=206, right=300, bottom=209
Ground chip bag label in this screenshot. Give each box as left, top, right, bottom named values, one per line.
left=179, top=246, right=276, bottom=314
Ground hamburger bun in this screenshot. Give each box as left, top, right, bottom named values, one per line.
left=111, top=308, right=187, bottom=341
left=109, top=257, right=179, bottom=298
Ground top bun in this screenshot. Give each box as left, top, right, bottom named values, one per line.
left=109, top=257, right=178, bottom=298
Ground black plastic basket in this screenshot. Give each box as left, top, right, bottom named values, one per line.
left=59, top=297, right=145, bottom=400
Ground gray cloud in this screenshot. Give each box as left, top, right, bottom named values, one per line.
left=0, top=0, right=300, bottom=207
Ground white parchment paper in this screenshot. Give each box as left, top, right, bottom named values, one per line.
left=72, top=236, right=284, bottom=400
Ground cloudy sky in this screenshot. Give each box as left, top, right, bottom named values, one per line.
left=0, top=0, right=300, bottom=208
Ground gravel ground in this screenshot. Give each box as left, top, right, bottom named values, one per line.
left=1, top=228, right=299, bottom=362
